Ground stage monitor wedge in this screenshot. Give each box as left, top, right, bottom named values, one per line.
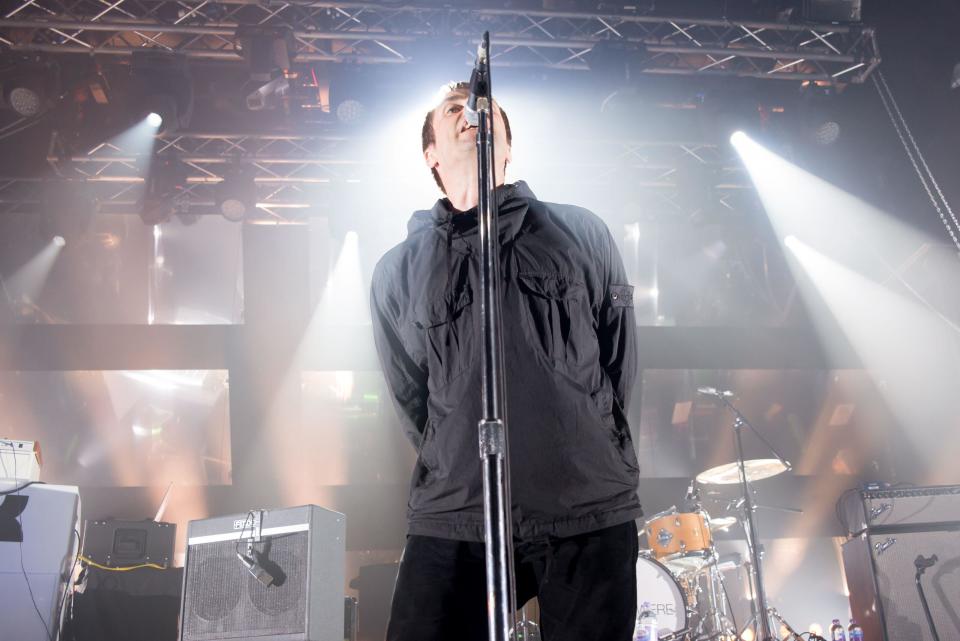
left=180, top=504, right=345, bottom=641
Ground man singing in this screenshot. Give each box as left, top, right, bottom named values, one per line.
left=370, top=81, right=642, bottom=641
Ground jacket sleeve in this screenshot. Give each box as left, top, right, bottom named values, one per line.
left=370, top=262, right=429, bottom=449
left=597, top=226, right=638, bottom=412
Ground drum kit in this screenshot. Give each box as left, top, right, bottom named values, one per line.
left=636, top=388, right=805, bottom=641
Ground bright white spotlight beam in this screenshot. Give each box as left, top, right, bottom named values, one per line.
left=146, top=112, right=163, bottom=128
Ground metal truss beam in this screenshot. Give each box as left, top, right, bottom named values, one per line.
left=0, top=1, right=879, bottom=83
left=0, top=130, right=753, bottom=221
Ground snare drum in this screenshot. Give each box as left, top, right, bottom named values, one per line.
left=644, top=509, right=713, bottom=572
left=635, top=555, right=689, bottom=639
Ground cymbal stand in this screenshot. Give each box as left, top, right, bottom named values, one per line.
left=708, top=390, right=794, bottom=641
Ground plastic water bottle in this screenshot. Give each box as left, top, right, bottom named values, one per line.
left=634, top=602, right=658, bottom=641
left=848, top=619, right=863, bottom=641
left=829, top=618, right=846, bottom=641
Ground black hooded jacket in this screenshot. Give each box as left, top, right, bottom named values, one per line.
left=370, top=181, right=642, bottom=542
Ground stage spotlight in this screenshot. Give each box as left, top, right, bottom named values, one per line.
left=132, top=51, right=193, bottom=133
left=812, top=119, right=841, bottom=145
left=237, top=26, right=295, bottom=111
left=784, top=234, right=800, bottom=250
left=730, top=130, right=748, bottom=147
left=5, top=84, right=42, bottom=117
left=329, top=65, right=377, bottom=126
left=215, top=165, right=258, bottom=222
left=0, top=58, right=59, bottom=118
left=141, top=93, right=181, bottom=134
left=141, top=157, right=188, bottom=226
left=52, top=235, right=66, bottom=248
left=335, top=98, right=365, bottom=125
left=703, top=93, right=762, bottom=145
left=800, top=85, right=841, bottom=146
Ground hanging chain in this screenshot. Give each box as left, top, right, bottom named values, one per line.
left=872, top=71, right=960, bottom=254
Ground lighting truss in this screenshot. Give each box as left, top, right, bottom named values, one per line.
left=0, top=131, right=751, bottom=221
left=0, top=1, right=879, bottom=83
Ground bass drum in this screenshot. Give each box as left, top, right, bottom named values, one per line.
left=635, top=554, right=689, bottom=640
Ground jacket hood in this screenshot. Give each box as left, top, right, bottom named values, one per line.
left=407, top=181, right=537, bottom=243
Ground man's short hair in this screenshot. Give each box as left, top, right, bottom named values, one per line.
left=421, top=81, right=513, bottom=194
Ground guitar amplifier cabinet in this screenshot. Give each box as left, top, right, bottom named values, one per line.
left=841, top=486, right=960, bottom=641
left=179, top=504, right=345, bottom=641
left=842, top=484, right=960, bottom=535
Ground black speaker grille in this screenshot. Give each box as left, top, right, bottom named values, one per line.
left=182, top=532, right=308, bottom=641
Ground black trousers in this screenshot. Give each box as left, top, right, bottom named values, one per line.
left=386, top=521, right=639, bottom=641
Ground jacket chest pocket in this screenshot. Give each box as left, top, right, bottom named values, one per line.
left=413, top=286, right=475, bottom=387
left=516, top=272, right=592, bottom=366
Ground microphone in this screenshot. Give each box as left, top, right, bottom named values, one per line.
left=915, top=554, right=938, bottom=571
left=696, top=387, right=733, bottom=398
left=238, top=547, right=277, bottom=587
left=465, top=33, right=489, bottom=127
left=684, top=479, right=698, bottom=502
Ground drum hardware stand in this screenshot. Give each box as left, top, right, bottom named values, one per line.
left=699, top=388, right=796, bottom=641
left=469, top=31, right=517, bottom=641
left=692, top=565, right=736, bottom=641
left=767, top=608, right=804, bottom=641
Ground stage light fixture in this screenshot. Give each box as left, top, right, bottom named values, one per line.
left=237, top=26, right=296, bottom=111
left=703, top=93, right=763, bottom=146
left=800, top=84, right=841, bottom=146
left=140, top=157, right=188, bottom=226
left=0, top=58, right=58, bottom=118
left=6, top=85, right=41, bottom=117
left=1, top=74, right=48, bottom=117
left=215, top=165, right=258, bottom=222
left=335, top=98, right=365, bottom=125
left=328, top=65, right=379, bottom=126
left=52, top=235, right=66, bottom=248
left=131, top=51, right=193, bottom=133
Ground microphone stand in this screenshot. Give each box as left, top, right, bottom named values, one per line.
left=915, top=554, right=941, bottom=641
left=471, top=31, right=518, bottom=641
left=709, top=389, right=793, bottom=641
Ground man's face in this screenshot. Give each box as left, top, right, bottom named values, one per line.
left=423, top=89, right=512, bottom=187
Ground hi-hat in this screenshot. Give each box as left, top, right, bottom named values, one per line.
left=696, top=458, right=788, bottom=485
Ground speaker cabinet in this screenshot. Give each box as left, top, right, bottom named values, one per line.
left=0, top=483, right=80, bottom=641
left=843, top=529, right=960, bottom=641
left=179, top=505, right=345, bottom=641
left=82, top=519, right=175, bottom=567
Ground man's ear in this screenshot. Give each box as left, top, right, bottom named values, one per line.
left=424, top=144, right=438, bottom=170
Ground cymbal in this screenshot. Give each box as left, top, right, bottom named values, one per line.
left=708, top=516, right=737, bottom=531
left=696, top=458, right=788, bottom=485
